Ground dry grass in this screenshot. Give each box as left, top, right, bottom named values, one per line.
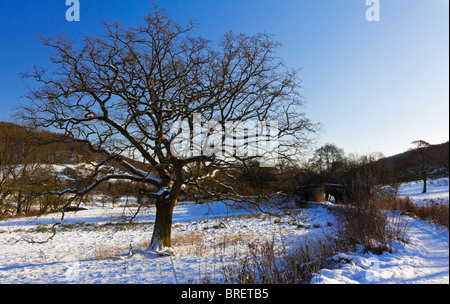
left=171, top=232, right=205, bottom=247
left=337, top=204, right=405, bottom=254
left=221, top=235, right=339, bottom=284
left=92, top=245, right=123, bottom=260
left=133, top=231, right=260, bottom=257
left=216, top=233, right=256, bottom=247
left=0, top=210, right=53, bottom=220
left=377, top=196, right=449, bottom=229
left=332, top=195, right=412, bottom=255
left=171, top=232, right=208, bottom=255
left=419, top=200, right=449, bottom=229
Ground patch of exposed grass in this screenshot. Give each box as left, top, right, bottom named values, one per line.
left=377, top=196, right=449, bottom=229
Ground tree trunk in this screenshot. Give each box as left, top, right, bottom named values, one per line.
left=422, top=177, right=427, bottom=193
left=148, top=197, right=177, bottom=251
left=16, top=190, right=23, bottom=214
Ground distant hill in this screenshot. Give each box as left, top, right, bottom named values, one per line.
left=0, top=121, right=93, bottom=165
left=1, top=121, right=155, bottom=214
left=0, top=121, right=150, bottom=172
left=385, top=141, right=449, bottom=181
left=388, top=142, right=448, bottom=164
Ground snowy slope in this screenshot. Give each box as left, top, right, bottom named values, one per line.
left=398, top=177, right=449, bottom=205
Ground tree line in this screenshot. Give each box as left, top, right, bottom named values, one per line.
left=2, top=120, right=447, bottom=218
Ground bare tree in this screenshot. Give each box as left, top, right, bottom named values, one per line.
left=19, top=7, right=318, bottom=251
left=309, top=143, right=345, bottom=181
left=408, top=140, right=432, bottom=193
left=0, top=123, right=64, bottom=216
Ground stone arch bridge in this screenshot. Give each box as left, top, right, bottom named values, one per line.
left=295, top=183, right=346, bottom=203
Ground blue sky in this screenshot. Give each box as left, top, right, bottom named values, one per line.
left=0, top=0, right=448, bottom=157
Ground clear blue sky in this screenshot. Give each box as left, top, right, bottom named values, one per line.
left=0, top=0, right=448, bottom=157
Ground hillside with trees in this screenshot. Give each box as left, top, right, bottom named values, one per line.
left=390, top=141, right=449, bottom=191
left=1, top=122, right=156, bottom=217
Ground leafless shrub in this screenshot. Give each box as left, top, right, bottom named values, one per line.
left=334, top=197, right=410, bottom=255
left=340, top=203, right=391, bottom=254
left=221, top=235, right=339, bottom=284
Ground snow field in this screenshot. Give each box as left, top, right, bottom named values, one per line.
left=398, top=177, right=449, bottom=205
left=0, top=200, right=334, bottom=284
left=0, top=177, right=448, bottom=284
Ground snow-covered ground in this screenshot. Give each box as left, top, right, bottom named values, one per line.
left=398, top=177, right=449, bottom=205
left=311, top=216, right=449, bottom=284
left=0, top=198, right=333, bottom=284
left=0, top=177, right=448, bottom=284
